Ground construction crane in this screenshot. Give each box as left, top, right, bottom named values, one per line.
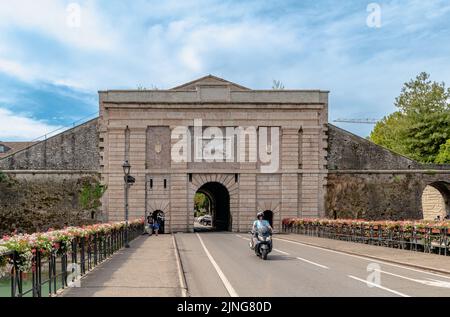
left=333, top=118, right=379, bottom=124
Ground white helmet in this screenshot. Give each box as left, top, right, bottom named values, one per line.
left=257, top=212, right=264, bottom=218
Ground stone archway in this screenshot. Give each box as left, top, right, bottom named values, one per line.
left=190, top=174, right=239, bottom=232
left=422, top=181, right=450, bottom=220
left=263, top=210, right=274, bottom=226
left=197, top=182, right=230, bottom=231
left=152, top=210, right=166, bottom=233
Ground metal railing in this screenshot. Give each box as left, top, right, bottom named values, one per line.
left=0, top=224, right=143, bottom=297
left=282, top=223, right=450, bottom=256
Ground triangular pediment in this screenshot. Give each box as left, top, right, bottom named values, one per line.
left=170, top=75, right=250, bottom=91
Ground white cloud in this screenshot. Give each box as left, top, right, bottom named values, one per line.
left=0, top=0, right=117, bottom=51
left=0, top=0, right=450, bottom=138
left=0, top=108, right=61, bottom=141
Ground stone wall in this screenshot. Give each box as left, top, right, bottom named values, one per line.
left=0, top=118, right=99, bottom=171
left=0, top=118, right=102, bottom=234
left=327, top=124, right=420, bottom=170
left=325, top=173, right=423, bottom=220
left=326, top=124, right=450, bottom=220
left=0, top=171, right=101, bottom=235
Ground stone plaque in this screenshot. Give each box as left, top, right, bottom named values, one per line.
left=146, top=126, right=171, bottom=169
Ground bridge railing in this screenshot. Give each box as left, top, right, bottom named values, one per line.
left=0, top=220, right=144, bottom=297
left=282, top=218, right=450, bottom=256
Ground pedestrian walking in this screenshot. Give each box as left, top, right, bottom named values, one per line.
left=147, top=215, right=154, bottom=236
left=153, top=221, right=160, bottom=236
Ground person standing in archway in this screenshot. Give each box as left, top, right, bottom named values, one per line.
left=147, top=215, right=154, bottom=236
left=153, top=220, right=160, bottom=236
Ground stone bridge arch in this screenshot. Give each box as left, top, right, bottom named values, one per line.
left=420, top=177, right=450, bottom=220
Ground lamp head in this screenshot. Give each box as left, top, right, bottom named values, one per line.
left=122, top=160, right=131, bottom=175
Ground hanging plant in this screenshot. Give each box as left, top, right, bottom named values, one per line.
left=0, top=218, right=144, bottom=273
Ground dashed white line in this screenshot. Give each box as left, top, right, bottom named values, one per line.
left=377, top=269, right=450, bottom=289
left=236, top=234, right=251, bottom=241
left=296, top=256, right=329, bottom=269
left=274, top=237, right=450, bottom=280
left=237, top=234, right=290, bottom=255
left=273, top=249, right=290, bottom=255
left=348, top=275, right=410, bottom=297
left=196, top=233, right=239, bottom=297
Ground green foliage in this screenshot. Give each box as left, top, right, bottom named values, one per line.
left=370, top=111, right=408, bottom=155
left=0, top=171, right=7, bottom=182
left=80, top=182, right=107, bottom=210
left=194, top=192, right=209, bottom=217
left=435, top=139, right=450, bottom=164
left=370, top=72, right=450, bottom=163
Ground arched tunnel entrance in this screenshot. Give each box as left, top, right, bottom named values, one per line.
left=422, top=181, right=450, bottom=220
left=194, top=182, right=231, bottom=231
left=263, top=210, right=274, bottom=226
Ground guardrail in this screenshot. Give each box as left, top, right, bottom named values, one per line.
left=0, top=222, right=144, bottom=297
left=282, top=218, right=450, bottom=256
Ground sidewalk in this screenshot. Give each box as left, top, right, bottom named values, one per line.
left=62, top=234, right=184, bottom=297
left=278, top=234, right=450, bottom=275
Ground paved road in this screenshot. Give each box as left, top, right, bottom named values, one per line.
left=175, top=232, right=450, bottom=297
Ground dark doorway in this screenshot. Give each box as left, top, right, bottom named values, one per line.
left=263, top=210, right=273, bottom=226
left=195, top=182, right=231, bottom=231
left=152, top=210, right=165, bottom=234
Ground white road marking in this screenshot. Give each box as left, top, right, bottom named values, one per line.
left=275, top=237, right=450, bottom=280
left=236, top=234, right=251, bottom=241
left=196, top=233, right=239, bottom=297
left=237, top=234, right=289, bottom=255
left=273, top=249, right=290, bottom=255
left=348, top=275, right=410, bottom=297
left=377, top=269, right=450, bottom=289
left=296, top=256, right=329, bottom=269
left=172, top=235, right=188, bottom=297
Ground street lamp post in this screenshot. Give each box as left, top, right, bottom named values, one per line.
left=122, top=160, right=134, bottom=248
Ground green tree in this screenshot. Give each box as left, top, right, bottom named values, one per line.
left=370, top=111, right=408, bottom=155
left=80, top=182, right=107, bottom=210
left=435, top=139, right=450, bottom=164
left=194, top=193, right=209, bottom=217
left=370, top=72, right=450, bottom=163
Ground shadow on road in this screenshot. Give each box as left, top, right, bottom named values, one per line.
left=264, top=254, right=295, bottom=261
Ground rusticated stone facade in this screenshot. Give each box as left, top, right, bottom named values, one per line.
left=99, top=75, right=329, bottom=232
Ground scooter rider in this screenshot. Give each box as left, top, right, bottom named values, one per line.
left=250, top=212, right=272, bottom=249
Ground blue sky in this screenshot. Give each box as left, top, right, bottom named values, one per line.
left=0, top=0, right=450, bottom=140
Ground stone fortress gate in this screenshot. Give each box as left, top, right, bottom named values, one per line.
left=0, top=75, right=449, bottom=234
left=99, top=76, right=329, bottom=232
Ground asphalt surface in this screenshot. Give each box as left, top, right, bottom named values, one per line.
left=175, top=232, right=450, bottom=297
